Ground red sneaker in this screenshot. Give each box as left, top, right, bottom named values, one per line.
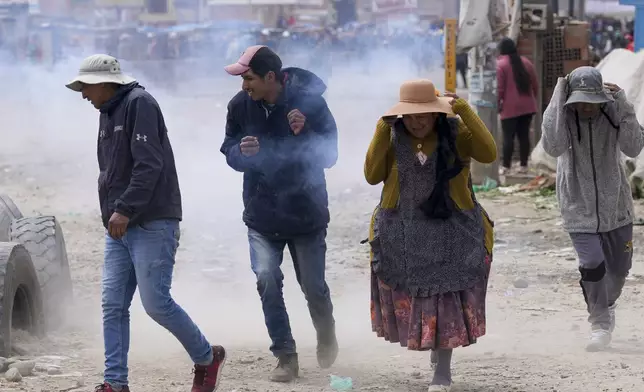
left=95, top=383, right=130, bottom=392
left=192, top=345, right=227, bottom=392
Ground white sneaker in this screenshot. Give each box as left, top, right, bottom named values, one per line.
left=608, top=303, right=617, bottom=333
left=586, top=329, right=612, bottom=352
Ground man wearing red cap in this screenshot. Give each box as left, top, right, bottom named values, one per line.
left=220, top=45, right=339, bottom=382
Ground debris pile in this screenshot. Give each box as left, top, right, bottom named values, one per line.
left=0, top=354, right=79, bottom=384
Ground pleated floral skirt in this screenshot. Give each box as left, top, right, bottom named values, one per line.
left=370, top=254, right=492, bottom=351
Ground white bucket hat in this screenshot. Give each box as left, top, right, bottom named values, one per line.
left=65, top=54, right=136, bottom=92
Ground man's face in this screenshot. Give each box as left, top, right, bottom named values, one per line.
left=571, top=102, right=601, bottom=118
left=241, top=69, right=272, bottom=101
left=81, top=83, right=114, bottom=109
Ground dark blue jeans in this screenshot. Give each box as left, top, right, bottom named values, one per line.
left=248, top=228, right=335, bottom=357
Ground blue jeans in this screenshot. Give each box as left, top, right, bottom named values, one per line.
left=248, top=228, right=335, bottom=357
left=102, top=219, right=212, bottom=387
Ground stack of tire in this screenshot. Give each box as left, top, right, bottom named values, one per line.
left=0, top=194, right=73, bottom=357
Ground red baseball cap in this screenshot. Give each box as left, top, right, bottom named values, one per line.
left=224, top=45, right=273, bottom=76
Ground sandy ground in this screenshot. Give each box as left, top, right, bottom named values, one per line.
left=1, top=64, right=644, bottom=392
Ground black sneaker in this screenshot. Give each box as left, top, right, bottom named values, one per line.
left=269, top=353, right=299, bottom=382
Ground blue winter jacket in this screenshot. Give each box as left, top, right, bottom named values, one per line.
left=220, top=67, right=338, bottom=237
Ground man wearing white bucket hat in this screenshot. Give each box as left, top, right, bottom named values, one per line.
left=66, top=54, right=227, bottom=392
left=542, top=66, right=644, bottom=352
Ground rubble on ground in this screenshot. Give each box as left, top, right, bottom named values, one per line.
left=0, top=355, right=75, bottom=384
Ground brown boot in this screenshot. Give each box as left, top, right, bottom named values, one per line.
left=269, top=353, right=299, bottom=382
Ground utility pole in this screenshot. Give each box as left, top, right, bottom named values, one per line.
left=468, top=0, right=503, bottom=185
left=444, top=18, right=458, bottom=93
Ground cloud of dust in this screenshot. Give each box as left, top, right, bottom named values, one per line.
left=0, top=34, right=445, bottom=361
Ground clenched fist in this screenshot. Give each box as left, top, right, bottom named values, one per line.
left=240, top=136, right=259, bottom=157
left=288, top=109, right=306, bottom=135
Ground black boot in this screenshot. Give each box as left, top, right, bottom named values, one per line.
left=317, top=327, right=339, bottom=369
left=270, top=353, right=299, bottom=382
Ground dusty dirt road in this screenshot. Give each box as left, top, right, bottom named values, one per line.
left=1, top=65, right=643, bottom=392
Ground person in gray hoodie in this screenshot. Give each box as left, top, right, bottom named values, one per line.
left=542, top=66, right=644, bottom=352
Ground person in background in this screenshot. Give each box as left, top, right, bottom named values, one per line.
left=542, top=66, right=644, bottom=352
left=496, top=37, right=538, bottom=175
left=603, top=26, right=614, bottom=57
left=456, top=52, right=468, bottom=88
left=65, top=54, right=226, bottom=392
left=589, top=46, right=602, bottom=67
left=625, top=33, right=634, bottom=52
left=220, top=45, right=339, bottom=383
left=365, top=80, right=496, bottom=391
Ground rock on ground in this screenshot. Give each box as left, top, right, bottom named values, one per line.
left=8, top=360, right=35, bottom=377
left=4, top=368, right=22, bottom=382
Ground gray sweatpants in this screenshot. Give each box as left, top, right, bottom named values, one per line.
left=569, top=224, right=633, bottom=330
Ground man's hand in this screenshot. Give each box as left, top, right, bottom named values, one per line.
left=108, top=212, right=130, bottom=239
left=240, top=136, right=259, bottom=157
left=604, top=82, right=622, bottom=94
left=288, top=109, right=306, bottom=135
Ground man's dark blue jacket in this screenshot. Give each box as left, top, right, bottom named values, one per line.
left=97, top=83, right=182, bottom=228
left=220, top=67, right=338, bottom=237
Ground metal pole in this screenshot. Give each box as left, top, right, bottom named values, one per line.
left=533, top=32, right=544, bottom=145
left=468, top=45, right=500, bottom=185
left=469, top=1, right=500, bottom=185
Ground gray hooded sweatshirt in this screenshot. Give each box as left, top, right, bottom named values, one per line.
left=542, top=78, right=644, bottom=233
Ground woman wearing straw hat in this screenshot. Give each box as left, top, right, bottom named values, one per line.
left=364, top=80, right=496, bottom=391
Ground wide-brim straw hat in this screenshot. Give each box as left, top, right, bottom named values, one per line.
left=383, top=79, right=454, bottom=118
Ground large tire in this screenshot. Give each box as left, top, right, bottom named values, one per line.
left=10, top=216, right=72, bottom=328
left=0, top=243, right=45, bottom=357
left=0, top=195, right=23, bottom=242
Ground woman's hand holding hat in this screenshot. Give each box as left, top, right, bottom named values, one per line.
left=443, top=92, right=460, bottom=107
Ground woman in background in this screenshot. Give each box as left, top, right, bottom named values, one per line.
left=497, top=37, right=538, bottom=175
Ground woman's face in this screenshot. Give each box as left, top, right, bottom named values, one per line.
left=403, top=113, right=437, bottom=138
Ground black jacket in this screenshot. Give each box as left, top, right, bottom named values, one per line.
left=97, top=83, right=182, bottom=228
left=220, top=67, right=338, bottom=237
